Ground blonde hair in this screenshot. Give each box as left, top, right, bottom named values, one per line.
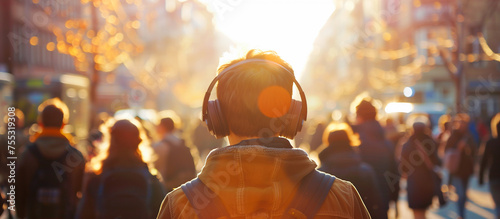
left=322, top=122, right=360, bottom=147
left=87, top=118, right=155, bottom=175
left=491, top=113, right=500, bottom=138
left=438, top=114, right=451, bottom=130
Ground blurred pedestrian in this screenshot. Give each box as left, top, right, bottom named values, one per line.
left=76, top=120, right=164, bottom=219
left=476, top=117, right=489, bottom=143
left=436, top=115, right=452, bottom=158
left=401, top=122, right=443, bottom=219
left=153, top=117, right=196, bottom=192
left=479, top=113, right=500, bottom=219
left=319, top=123, right=386, bottom=218
left=157, top=50, right=370, bottom=218
left=16, top=98, right=86, bottom=219
left=444, top=113, right=477, bottom=219
left=348, top=99, right=398, bottom=216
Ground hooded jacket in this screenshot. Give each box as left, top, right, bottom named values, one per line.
left=401, top=133, right=441, bottom=209
left=351, top=120, right=397, bottom=210
left=157, top=137, right=370, bottom=219
left=16, top=128, right=86, bottom=219
left=318, top=149, right=386, bottom=219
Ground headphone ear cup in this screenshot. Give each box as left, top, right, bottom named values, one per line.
left=280, top=100, right=304, bottom=139
left=206, top=100, right=230, bottom=138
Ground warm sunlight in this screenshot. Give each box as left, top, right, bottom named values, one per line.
left=203, top=0, right=336, bottom=80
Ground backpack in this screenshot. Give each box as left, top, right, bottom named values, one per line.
left=95, top=167, right=154, bottom=219
left=181, top=170, right=336, bottom=219
left=27, top=143, right=72, bottom=219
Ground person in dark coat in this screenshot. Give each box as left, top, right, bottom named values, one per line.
left=76, top=120, right=165, bottom=219
left=348, top=99, right=398, bottom=216
left=17, top=99, right=86, bottom=219
left=445, top=113, right=477, bottom=219
left=479, top=113, right=500, bottom=219
left=153, top=117, right=196, bottom=192
left=319, top=124, right=387, bottom=219
left=402, top=122, right=442, bottom=219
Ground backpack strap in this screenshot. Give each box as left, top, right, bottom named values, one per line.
left=27, top=143, right=45, bottom=162
left=283, top=170, right=336, bottom=219
left=181, top=171, right=335, bottom=219
left=181, top=178, right=229, bottom=219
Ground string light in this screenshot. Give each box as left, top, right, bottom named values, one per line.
left=30, top=36, right=39, bottom=46
left=53, top=0, right=145, bottom=73
left=478, top=33, right=500, bottom=62
left=46, top=42, right=55, bottom=51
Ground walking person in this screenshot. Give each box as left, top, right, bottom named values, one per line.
left=479, top=113, right=500, bottom=219
left=16, top=98, right=86, bottom=219
left=76, top=120, right=165, bottom=219
left=348, top=99, right=398, bottom=217
left=157, top=50, right=370, bottom=218
left=319, top=123, right=386, bottom=218
left=444, top=114, right=477, bottom=219
left=153, top=117, right=196, bottom=192
left=401, top=122, right=443, bottom=219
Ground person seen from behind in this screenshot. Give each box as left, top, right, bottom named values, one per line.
left=347, top=99, right=398, bottom=217
left=479, top=113, right=500, bottom=219
left=401, top=122, right=443, bottom=219
left=16, top=98, right=86, bottom=219
left=76, top=119, right=165, bottom=219
left=157, top=49, right=370, bottom=218
left=153, top=117, right=196, bottom=192
left=444, top=113, right=477, bottom=219
left=436, top=115, right=452, bottom=158
left=318, top=123, right=386, bottom=218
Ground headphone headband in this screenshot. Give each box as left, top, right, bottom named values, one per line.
left=202, top=59, right=308, bottom=134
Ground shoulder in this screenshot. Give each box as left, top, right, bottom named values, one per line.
left=316, top=178, right=369, bottom=218
left=68, top=145, right=84, bottom=157
left=157, top=188, right=197, bottom=219
left=67, top=145, right=86, bottom=166
left=328, top=177, right=358, bottom=201
left=18, top=143, right=37, bottom=164
left=485, top=138, right=500, bottom=152
left=486, top=138, right=499, bottom=147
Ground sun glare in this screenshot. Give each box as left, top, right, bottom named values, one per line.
left=204, top=0, right=336, bottom=80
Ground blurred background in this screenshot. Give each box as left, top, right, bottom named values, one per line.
left=0, top=0, right=499, bottom=218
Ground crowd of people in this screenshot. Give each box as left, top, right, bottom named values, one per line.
left=0, top=49, right=499, bottom=219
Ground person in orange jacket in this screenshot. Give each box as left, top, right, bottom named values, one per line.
left=156, top=50, right=370, bottom=219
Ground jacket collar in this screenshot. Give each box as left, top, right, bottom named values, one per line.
left=198, top=141, right=316, bottom=216
left=233, top=137, right=293, bottom=149
left=30, top=127, right=73, bottom=143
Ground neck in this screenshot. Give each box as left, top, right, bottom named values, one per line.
left=228, top=134, right=254, bottom=145
left=227, top=132, right=278, bottom=145
left=162, top=131, right=172, bottom=138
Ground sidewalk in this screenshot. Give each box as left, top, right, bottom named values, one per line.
left=391, top=177, right=496, bottom=219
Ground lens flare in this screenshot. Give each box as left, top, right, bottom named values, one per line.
left=257, top=86, right=291, bottom=118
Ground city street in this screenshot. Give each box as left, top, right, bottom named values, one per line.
left=1, top=0, right=499, bottom=218
left=392, top=177, right=496, bottom=219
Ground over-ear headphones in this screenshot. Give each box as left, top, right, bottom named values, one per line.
left=202, top=59, right=307, bottom=139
